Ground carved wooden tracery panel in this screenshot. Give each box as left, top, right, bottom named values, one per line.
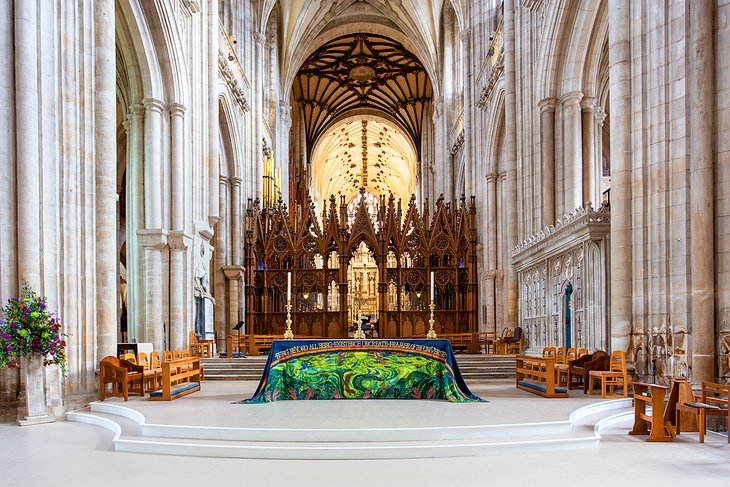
left=245, top=192, right=478, bottom=338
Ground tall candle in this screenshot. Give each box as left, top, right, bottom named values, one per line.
left=287, top=272, right=291, bottom=301
left=430, top=271, right=434, bottom=301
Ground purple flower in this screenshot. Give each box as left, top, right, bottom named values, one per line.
left=0, top=333, right=11, bottom=340
left=24, top=308, right=31, bottom=314
left=4, top=345, right=12, bottom=352
left=54, top=335, right=59, bottom=340
left=10, top=321, right=17, bottom=328
left=39, top=303, right=46, bottom=309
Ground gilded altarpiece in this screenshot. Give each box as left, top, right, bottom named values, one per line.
left=512, top=203, right=611, bottom=354
left=244, top=193, right=478, bottom=339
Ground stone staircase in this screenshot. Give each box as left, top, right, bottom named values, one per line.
left=201, top=354, right=516, bottom=382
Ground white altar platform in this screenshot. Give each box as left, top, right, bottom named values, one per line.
left=65, top=380, right=633, bottom=459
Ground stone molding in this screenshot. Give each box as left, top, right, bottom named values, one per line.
left=559, top=91, right=584, bottom=107
left=512, top=202, right=611, bottom=261
left=182, top=0, right=201, bottom=14
left=142, top=97, right=165, bottom=113
left=484, top=172, right=498, bottom=183
left=168, top=102, right=187, bottom=116
left=476, top=52, right=504, bottom=108
left=449, top=129, right=465, bottom=155
left=219, top=23, right=251, bottom=113
left=459, top=29, right=471, bottom=43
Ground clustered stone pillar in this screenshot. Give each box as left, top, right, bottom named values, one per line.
left=485, top=172, right=498, bottom=334
left=689, top=0, right=715, bottom=383
left=538, top=98, right=556, bottom=227
left=503, top=0, right=518, bottom=328
left=607, top=0, right=633, bottom=354
left=561, top=91, right=583, bottom=212
left=169, top=103, right=186, bottom=350
left=141, top=97, right=166, bottom=352
left=581, top=97, right=597, bottom=206
left=214, top=177, right=229, bottom=353
left=460, top=29, right=474, bottom=197
left=207, top=0, right=219, bottom=226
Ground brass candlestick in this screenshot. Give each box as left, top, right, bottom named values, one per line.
left=426, top=302, right=437, bottom=339
left=353, top=309, right=366, bottom=339
left=283, top=302, right=294, bottom=339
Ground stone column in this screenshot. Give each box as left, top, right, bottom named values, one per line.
left=689, top=0, right=715, bottom=383
left=503, top=0, right=518, bottom=328
left=581, top=97, right=599, bottom=206
left=278, top=101, right=291, bottom=204
left=138, top=230, right=167, bottom=351
left=230, top=177, right=242, bottom=264
left=608, top=0, right=633, bottom=353
left=207, top=0, right=219, bottom=226
left=460, top=29, right=474, bottom=197
left=223, top=266, right=244, bottom=336
left=254, top=33, right=266, bottom=202
left=485, top=172, right=498, bottom=333
left=560, top=91, right=584, bottom=211
left=143, top=98, right=164, bottom=229
left=123, top=104, right=145, bottom=341
left=214, top=177, right=229, bottom=353
left=594, top=108, right=607, bottom=204
left=168, top=232, right=189, bottom=350
left=538, top=98, right=556, bottom=226
left=168, top=103, right=187, bottom=350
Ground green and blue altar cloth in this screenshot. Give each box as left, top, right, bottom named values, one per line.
left=242, top=339, right=484, bottom=403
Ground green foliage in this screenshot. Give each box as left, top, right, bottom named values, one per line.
left=0, top=283, right=68, bottom=375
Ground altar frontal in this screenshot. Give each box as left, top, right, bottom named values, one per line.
left=241, top=339, right=484, bottom=403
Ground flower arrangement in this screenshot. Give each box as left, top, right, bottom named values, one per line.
left=0, top=283, right=67, bottom=375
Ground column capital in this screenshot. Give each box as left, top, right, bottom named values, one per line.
left=253, top=32, right=266, bottom=45
left=168, top=230, right=192, bottom=250
left=137, top=229, right=168, bottom=249
left=485, top=172, right=498, bottom=183
left=219, top=175, right=230, bottom=187
left=128, top=103, right=145, bottom=117
left=537, top=97, right=557, bottom=112
left=559, top=91, right=584, bottom=107
left=142, top=97, right=165, bottom=113
left=459, top=29, right=472, bottom=43
left=580, top=96, right=597, bottom=112
left=169, top=102, right=187, bottom=116
left=230, top=176, right=242, bottom=188
left=499, top=172, right=507, bottom=182
left=594, top=106, right=608, bottom=125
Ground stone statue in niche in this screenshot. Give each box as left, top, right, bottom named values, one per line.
left=193, top=240, right=214, bottom=339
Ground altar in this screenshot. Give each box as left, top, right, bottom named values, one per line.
left=242, top=339, right=483, bottom=403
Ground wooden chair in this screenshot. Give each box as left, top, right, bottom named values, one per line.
left=137, top=352, right=149, bottom=369
left=135, top=352, right=161, bottom=393
left=577, top=348, right=589, bottom=357
left=172, top=350, right=182, bottom=360
left=150, top=352, right=162, bottom=369
left=99, top=356, right=144, bottom=401
left=566, top=348, right=577, bottom=362
left=189, top=330, right=214, bottom=358
left=163, top=350, right=173, bottom=362
left=542, top=347, right=556, bottom=359
left=568, top=350, right=609, bottom=392
left=120, top=352, right=137, bottom=364
left=675, top=382, right=730, bottom=443
left=498, top=327, right=522, bottom=354
left=181, top=349, right=191, bottom=359
left=588, top=350, right=628, bottom=398
left=555, top=347, right=566, bottom=365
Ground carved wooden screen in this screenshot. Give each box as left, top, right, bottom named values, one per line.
left=245, top=192, right=478, bottom=338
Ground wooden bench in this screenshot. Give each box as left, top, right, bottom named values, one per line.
left=247, top=334, right=278, bottom=355
left=149, top=357, right=201, bottom=401
left=515, top=355, right=568, bottom=398
left=629, top=382, right=676, bottom=442
left=675, top=381, right=730, bottom=443
left=439, top=333, right=475, bottom=353
left=474, top=331, right=497, bottom=353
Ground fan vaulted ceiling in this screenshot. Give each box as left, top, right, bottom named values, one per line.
left=293, top=33, right=433, bottom=160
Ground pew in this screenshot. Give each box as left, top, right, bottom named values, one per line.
left=149, top=357, right=201, bottom=401
left=515, top=355, right=568, bottom=398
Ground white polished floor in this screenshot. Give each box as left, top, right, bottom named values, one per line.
left=1, top=380, right=729, bottom=487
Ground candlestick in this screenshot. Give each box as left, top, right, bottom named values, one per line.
left=283, top=302, right=294, bottom=339
left=287, top=272, right=291, bottom=301
left=427, top=302, right=437, bottom=339
left=354, top=308, right=366, bottom=339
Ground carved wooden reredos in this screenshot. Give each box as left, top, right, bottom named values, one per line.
left=245, top=191, right=478, bottom=338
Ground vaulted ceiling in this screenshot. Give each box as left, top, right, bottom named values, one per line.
left=292, top=33, right=433, bottom=160
left=310, top=117, right=417, bottom=207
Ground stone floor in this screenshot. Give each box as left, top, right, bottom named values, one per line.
left=1, top=380, right=729, bottom=486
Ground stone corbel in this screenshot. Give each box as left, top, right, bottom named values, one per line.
left=222, top=265, right=245, bottom=281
